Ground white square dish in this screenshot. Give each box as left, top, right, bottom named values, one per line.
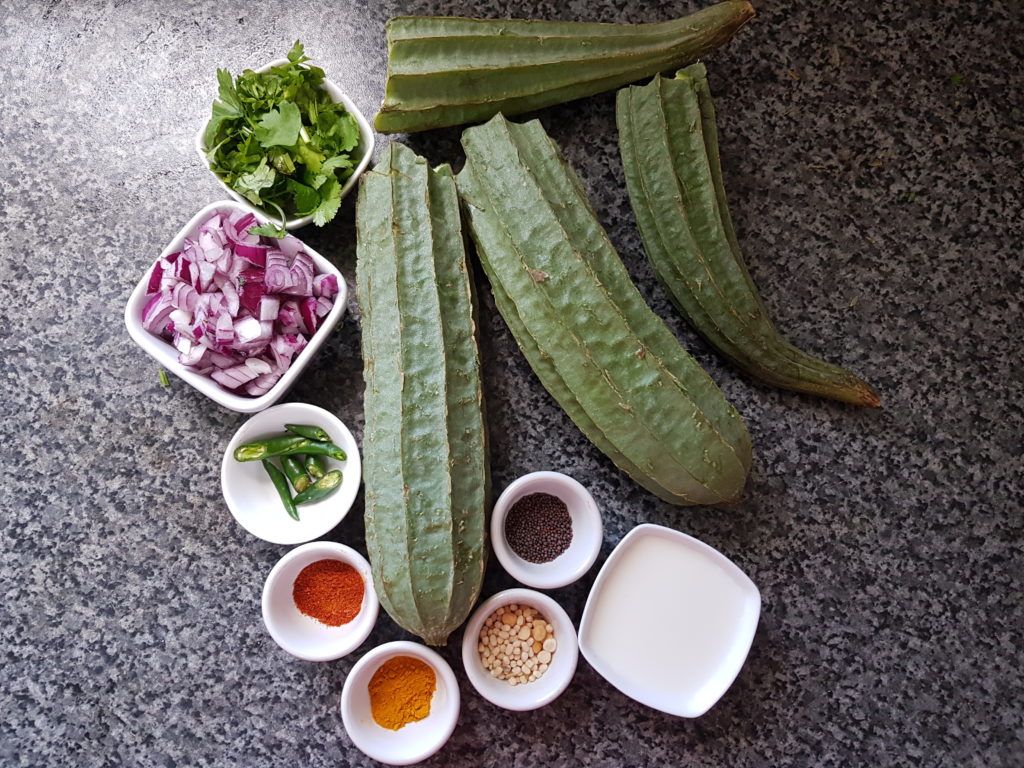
left=123, top=200, right=347, bottom=413
left=578, top=523, right=760, bottom=718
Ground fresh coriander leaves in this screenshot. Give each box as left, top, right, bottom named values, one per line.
left=235, top=160, right=276, bottom=205
left=255, top=101, right=302, bottom=148
left=202, top=42, right=360, bottom=227
left=312, top=177, right=341, bottom=227
left=287, top=40, right=306, bottom=64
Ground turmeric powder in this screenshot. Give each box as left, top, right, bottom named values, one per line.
left=368, top=656, right=436, bottom=730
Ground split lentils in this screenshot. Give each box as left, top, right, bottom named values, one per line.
left=478, top=603, right=557, bottom=685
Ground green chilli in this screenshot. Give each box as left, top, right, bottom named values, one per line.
left=616, top=64, right=880, bottom=406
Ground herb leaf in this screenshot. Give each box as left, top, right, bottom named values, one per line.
left=255, top=101, right=302, bottom=148
left=288, top=179, right=321, bottom=216
left=312, top=177, right=341, bottom=227
left=287, top=40, right=306, bottom=64
left=235, top=159, right=276, bottom=205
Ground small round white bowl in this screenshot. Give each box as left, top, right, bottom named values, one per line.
left=341, top=641, right=460, bottom=766
left=461, top=588, right=578, bottom=711
left=262, top=541, right=378, bottom=661
left=123, top=200, right=348, bottom=414
left=194, top=58, right=375, bottom=230
left=221, top=402, right=361, bottom=545
left=490, top=472, right=603, bottom=589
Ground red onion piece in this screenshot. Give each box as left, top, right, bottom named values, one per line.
left=313, top=273, right=338, bottom=298
left=245, top=372, right=281, bottom=396
left=277, top=236, right=303, bottom=259
left=215, top=311, right=234, bottom=347
left=142, top=292, right=175, bottom=333
left=147, top=261, right=165, bottom=294
left=234, top=242, right=269, bottom=268
left=258, top=296, right=280, bottom=322
left=221, top=279, right=240, bottom=317
left=298, top=297, right=318, bottom=335
left=264, top=250, right=290, bottom=293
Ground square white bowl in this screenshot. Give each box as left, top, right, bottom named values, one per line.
left=194, top=58, right=375, bottom=230
left=578, top=523, right=760, bottom=718
left=123, top=200, right=347, bottom=413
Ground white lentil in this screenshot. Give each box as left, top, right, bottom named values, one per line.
left=478, top=603, right=557, bottom=684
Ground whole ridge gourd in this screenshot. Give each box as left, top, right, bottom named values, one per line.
left=355, top=142, right=489, bottom=646
left=616, top=64, right=881, bottom=406
left=455, top=114, right=751, bottom=506
left=375, top=0, right=755, bottom=134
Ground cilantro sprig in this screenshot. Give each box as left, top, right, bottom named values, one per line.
left=202, top=41, right=360, bottom=232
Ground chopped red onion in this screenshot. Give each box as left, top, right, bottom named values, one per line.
left=258, top=296, right=280, bottom=322
left=235, top=242, right=269, bottom=268
left=142, top=292, right=175, bottom=333
left=215, top=311, right=234, bottom=347
left=298, top=297, right=318, bottom=336
left=221, top=279, right=240, bottom=317
left=147, top=260, right=165, bottom=294
left=313, top=273, right=338, bottom=298
left=264, top=250, right=290, bottom=293
left=245, top=372, right=281, bottom=396
left=142, top=211, right=336, bottom=395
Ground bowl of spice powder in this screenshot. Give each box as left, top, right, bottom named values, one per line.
left=491, top=471, right=603, bottom=589
left=341, top=641, right=460, bottom=765
left=261, top=541, right=378, bottom=661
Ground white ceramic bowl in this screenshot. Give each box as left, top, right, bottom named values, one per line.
left=490, top=472, right=603, bottom=589
left=262, top=541, right=378, bottom=661
left=341, top=641, right=460, bottom=766
left=461, top=588, right=578, bottom=711
left=578, top=524, right=761, bottom=718
left=124, top=200, right=347, bottom=413
left=194, top=58, right=375, bottom=230
left=221, top=402, right=361, bottom=545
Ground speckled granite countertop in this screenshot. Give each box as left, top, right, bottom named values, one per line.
left=1, top=1, right=1021, bottom=766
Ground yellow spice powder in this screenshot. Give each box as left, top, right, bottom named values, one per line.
left=368, top=655, right=436, bottom=730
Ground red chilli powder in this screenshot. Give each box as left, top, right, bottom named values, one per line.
left=292, top=559, right=365, bottom=626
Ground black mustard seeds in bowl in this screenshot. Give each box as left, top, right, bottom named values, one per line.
left=504, top=492, right=573, bottom=563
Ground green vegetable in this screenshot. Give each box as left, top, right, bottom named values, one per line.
left=281, top=455, right=312, bottom=493
left=455, top=115, right=750, bottom=505
left=202, top=41, right=362, bottom=228
left=304, top=454, right=327, bottom=479
left=356, top=142, right=489, bottom=645
left=292, top=470, right=343, bottom=505
left=262, top=460, right=299, bottom=521
left=374, top=1, right=755, bottom=134
left=616, top=65, right=880, bottom=406
left=157, top=370, right=169, bottom=387
left=234, top=436, right=347, bottom=462
left=284, top=423, right=331, bottom=442
left=234, top=435, right=309, bottom=462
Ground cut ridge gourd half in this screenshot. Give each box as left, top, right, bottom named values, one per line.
left=356, top=142, right=489, bottom=645
left=616, top=64, right=881, bottom=406
left=375, top=0, right=755, bottom=133
left=455, top=114, right=751, bottom=506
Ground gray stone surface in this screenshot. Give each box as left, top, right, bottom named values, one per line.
left=1, top=0, right=1021, bottom=766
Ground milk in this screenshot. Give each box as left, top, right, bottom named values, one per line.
left=583, top=532, right=755, bottom=708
